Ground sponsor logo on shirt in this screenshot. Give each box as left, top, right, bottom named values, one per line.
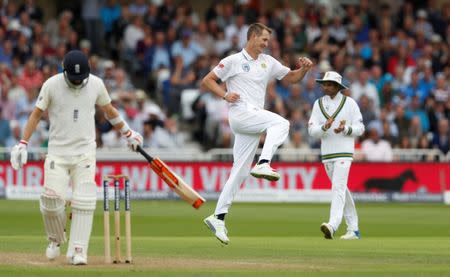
left=261, top=63, right=267, bottom=68
left=242, top=63, right=250, bottom=72
left=218, top=63, right=224, bottom=69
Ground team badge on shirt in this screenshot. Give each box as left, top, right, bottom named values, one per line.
left=261, top=63, right=267, bottom=68
left=242, top=63, right=250, bottom=72
left=218, top=63, right=224, bottom=69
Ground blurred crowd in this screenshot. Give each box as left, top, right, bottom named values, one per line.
left=0, top=0, right=448, bottom=161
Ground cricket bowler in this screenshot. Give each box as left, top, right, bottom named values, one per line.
left=201, top=23, right=313, bottom=245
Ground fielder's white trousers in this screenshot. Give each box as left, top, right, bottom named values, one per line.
left=324, top=160, right=359, bottom=232
left=215, top=105, right=289, bottom=215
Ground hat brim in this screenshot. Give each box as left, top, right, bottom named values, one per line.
left=315, top=79, right=348, bottom=90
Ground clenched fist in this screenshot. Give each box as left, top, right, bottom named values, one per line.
left=298, top=57, right=313, bottom=71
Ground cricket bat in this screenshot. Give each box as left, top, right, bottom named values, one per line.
left=136, top=146, right=205, bottom=209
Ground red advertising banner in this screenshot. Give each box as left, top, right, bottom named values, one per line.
left=1, top=161, right=449, bottom=194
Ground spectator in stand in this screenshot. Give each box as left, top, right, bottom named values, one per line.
left=408, top=116, right=423, bottom=148
left=45, top=10, right=73, bottom=48
left=381, top=120, right=399, bottom=147
left=100, top=0, right=122, bottom=45
left=265, top=81, right=287, bottom=118
left=361, top=126, right=393, bottom=161
left=5, top=120, right=20, bottom=148
left=0, top=40, right=14, bottom=67
left=387, top=43, right=416, bottom=75
left=128, top=0, right=147, bottom=16
left=171, top=28, right=205, bottom=69
left=192, top=20, right=215, bottom=56
left=358, top=94, right=376, bottom=126
left=405, top=95, right=430, bottom=132
left=431, top=118, right=449, bottom=154
left=19, top=0, right=44, bottom=23
left=0, top=107, right=10, bottom=147
left=144, top=30, right=171, bottom=74
left=401, top=70, right=428, bottom=104
left=18, top=59, right=43, bottom=92
left=168, top=56, right=196, bottom=116
left=142, top=119, right=156, bottom=148
left=431, top=73, right=448, bottom=103
left=414, top=10, right=434, bottom=40
left=284, top=83, right=308, bottom=115
left=123, top=15, right=145, bottom=54
left=302, top=76, right=322, bottom=107
left=224, top=14, right=248, bottom=49
left=110, top=68, right=134, bottom=93
left=350, top=70, right=380, bottom=112
left=152, top=117, right=186, bottom=148
left=0, top=83, right=15, bottom=120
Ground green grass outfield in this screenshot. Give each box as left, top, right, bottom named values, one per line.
left=0, top=200, right=449, bottom=276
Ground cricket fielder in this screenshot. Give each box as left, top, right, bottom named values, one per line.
left=308, top=71, right=365, bottom=240
left=10, top=50, right=143, bottom=265
left=201, top=23, right=313, bottom=245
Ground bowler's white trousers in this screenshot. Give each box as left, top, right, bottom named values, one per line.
left=324, top=160, right=359, bottom=232
left=215, top=105, right=289, bottom=215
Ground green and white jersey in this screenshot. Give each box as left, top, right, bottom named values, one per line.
left=308, top=92, right=365, bottom=162
left=36, top=73, right=111, bottom=156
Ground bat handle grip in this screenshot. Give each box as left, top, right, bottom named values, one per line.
left=136, top=145, right=153, bottom=163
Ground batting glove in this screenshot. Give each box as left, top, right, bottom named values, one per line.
left=10, top=140, right=28, bottom=170
left=124, top=130, right=143, bottom=151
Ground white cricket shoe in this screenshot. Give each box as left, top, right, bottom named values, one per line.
left=340, top=230, right=361, bottom=240
left=46, top=241, right=60, bottom=260
left=250, top=163, right=280, bottom=181
left=71, top=253, right=87, bottom=265
left=203, top=214, right=229, bottom=245
left=320, top=223, right=334, bottom=239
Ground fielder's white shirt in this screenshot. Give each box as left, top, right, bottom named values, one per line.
left=308, top=92, right=365, bottom=162
left=36, top=74, right=111, bottom=156
left=213, top=49, right=290, bottom=110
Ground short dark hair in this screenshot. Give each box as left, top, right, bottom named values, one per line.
left=247, top=23, right=272, bottom=41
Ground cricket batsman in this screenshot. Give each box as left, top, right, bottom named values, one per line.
left=10, top=50, right=143, bottom=265
left=308, top=71, right=365, bottom=240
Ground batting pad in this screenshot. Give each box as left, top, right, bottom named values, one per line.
left=67, top=182, right=97, bottom=259
left=40, top=194, right=67, bottom=244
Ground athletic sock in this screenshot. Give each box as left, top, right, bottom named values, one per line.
left=257, top=159, right=269, bottom=165
left=215, top=213, right=226, bottom=221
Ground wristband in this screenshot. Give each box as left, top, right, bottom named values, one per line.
left=120, top=122, right=131, bottom=135
left=222, top=92, right=229, bottom=100
left=19, top=140, right=28, bottom=145
left=107, top=115, right=123, bottom=125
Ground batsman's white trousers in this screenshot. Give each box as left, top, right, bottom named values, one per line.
left=324, top=160, right=359, bottom=232
left=215, top=105, right=289, bottom=215
left=43, top=153, right=96, bottom=199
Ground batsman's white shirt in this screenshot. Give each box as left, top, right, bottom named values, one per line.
left=213, top=49, right=289, bottom=109
left=36, top=74, right=111, bottom=156
left=308, top=93, right=365, bottom=161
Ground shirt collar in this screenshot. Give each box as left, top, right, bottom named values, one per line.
left=242, top=48, right=256, bottom=61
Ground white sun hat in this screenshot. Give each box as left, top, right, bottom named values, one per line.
left=315, top=71, right=348, bottom=90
